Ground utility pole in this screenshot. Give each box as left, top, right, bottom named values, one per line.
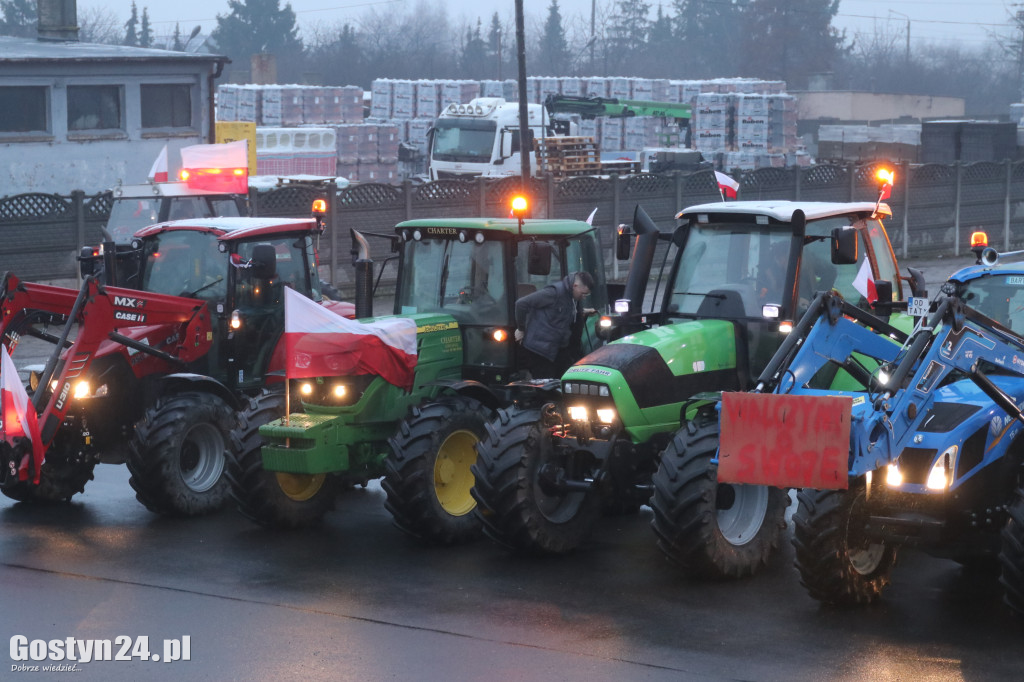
left=1018, top=11, right=1024, bottom=102
left=515, top=0, right=531, bottom=187
left=590, top=0, right=596, bottom=72
left=889, top=10, right=910, bottom=64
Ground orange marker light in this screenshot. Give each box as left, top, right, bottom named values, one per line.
left=312, top=199, right=327, bottom=214
left=971, top=231, right=988, bottom=249
left=492, top=328, right=508, bottom=342
left=876, top=168, right=895, bottom=185
left=511, top=196, right=528, bottom=214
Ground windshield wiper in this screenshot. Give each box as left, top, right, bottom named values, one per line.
left=187, top=276, right=224, bottom=298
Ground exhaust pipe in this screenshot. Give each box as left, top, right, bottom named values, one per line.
left=351, top=230, right=373, bottom=318
left=620, top=205, right=660, bottom=314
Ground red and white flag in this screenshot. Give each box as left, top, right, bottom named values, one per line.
left=148, top=144, right=169, bottom=182
left=715, top=171, right=739, bottom=199
left=1, top=346, right=44, bottom=483
left=284, top=287, right=418, bottom=391
left=179, top=140, right=249, bottom=194
left=852, top=259, right=878, bottom=304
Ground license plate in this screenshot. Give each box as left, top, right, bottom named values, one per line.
left=907, top=296, right=928, bottom=318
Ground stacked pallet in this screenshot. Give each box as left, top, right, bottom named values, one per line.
left=534, top=137, right=601, bottom=177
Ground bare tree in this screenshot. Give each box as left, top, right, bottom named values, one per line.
left=78, top=5, right=125, bottom=44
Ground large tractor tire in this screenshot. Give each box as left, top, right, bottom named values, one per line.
left=127, top=391, right=234, bottom=517
left=383, top=397, right=491, bottom=545
left=0, top=433, right=95, bottom=504
left=472, top=406, right=601, bottom=554
left=650, top=419, right=788, bottom=579
left=792, top=485, right=897, bottom=606
left=999, top=485, right=1024, bottom=617
left=225, top=391, right=338, bottom=529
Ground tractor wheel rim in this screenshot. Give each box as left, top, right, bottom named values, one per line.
left=179, top=423, right=225, bottom=493
left=433, top=429, right=478, bottom=516
left=275, top=472, right=326, bottom=502
left=849, top=543, right=886, bottom=575
left=716, top=482, right=769, bottom=546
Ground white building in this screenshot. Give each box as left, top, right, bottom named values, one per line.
left=0, top=0, right=229, bottom=195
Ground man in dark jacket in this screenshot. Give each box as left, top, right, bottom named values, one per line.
left=514, top=271, right=595, bottom=378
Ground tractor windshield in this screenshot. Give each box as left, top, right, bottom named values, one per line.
left=668, top=224, right=792, bottom=319
left=140, top=230, right=226, bottom=301
left=397, top=237, right=507, bottom=325
left=961, top=274, right=1024, bottom=334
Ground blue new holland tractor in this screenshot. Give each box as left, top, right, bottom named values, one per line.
left=652, top=236, right=1024, bottom=615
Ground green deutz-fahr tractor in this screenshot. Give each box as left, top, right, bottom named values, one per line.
left=472, top=195, right=925, bottom=556
left=226, top=206, right=620, bottom=544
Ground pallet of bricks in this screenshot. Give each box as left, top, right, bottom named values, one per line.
left=534, top=136, right=600, bottom=177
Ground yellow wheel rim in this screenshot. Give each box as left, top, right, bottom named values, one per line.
left=434, top=429, right=478, bottom=516
left=275, top=472, right=326, bottom=502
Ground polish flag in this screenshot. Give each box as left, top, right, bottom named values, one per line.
left=1, top=346, right=44, bottom=484
left=179, top=140, right=249, bottom=194
left=715, top=171, right=739, bottom=199
left=852, top=259, right=878, bottom=304
left=284, top=287, right=417, bottom=391
left=878, top=180, right=892, bottom=202
left=148, top=144, right=169, bottom=182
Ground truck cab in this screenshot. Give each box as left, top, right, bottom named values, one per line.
left=428, top=98, right=572, bottom=180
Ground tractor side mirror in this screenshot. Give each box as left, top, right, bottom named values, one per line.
left=251, top=243, right=278, bottom=280
left=527, top=241, right=552, bottom=276
left=78, top=246, right=99, bottom=277
left=831, top=226, right=858, bottom=265
left=616, top=224, right=632, bottom=260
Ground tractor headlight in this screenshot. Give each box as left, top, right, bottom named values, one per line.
left=596, top=408, right=616, bottom=424
left=70, top=380, right=108, bottom=400
left=926, top=445, right=958, bottom=490
left=73, top=380, right=91, bottom=399
left=332, top=383, right=346, bottom=399
left=568, top=405, right=588, bottom=421
left=614, top=299, right=630, bottom=314
left=230, top=309, right=242, bottom=330
left=300, top=382, right=314, bottom=396
left=886, top=463, right=903, bottom=487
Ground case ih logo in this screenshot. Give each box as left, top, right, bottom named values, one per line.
left=113, top=296, right=146, bottom=309
left=113, top=296, right=148, bottom=323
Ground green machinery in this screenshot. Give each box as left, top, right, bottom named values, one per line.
left=472, top=196, right=926, bottom=557
left=226, top=211, right=619, bottom=544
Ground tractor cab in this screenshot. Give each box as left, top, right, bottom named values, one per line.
left=128, top=216, right=333, bottom=390
left=660, top=201, right=905, bottom=373
left=392, top=214, right=608, bottom=384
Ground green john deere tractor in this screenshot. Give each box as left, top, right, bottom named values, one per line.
left=471, top=198, right=926, bottom=557
left=226, top=209, right=622, bottom=544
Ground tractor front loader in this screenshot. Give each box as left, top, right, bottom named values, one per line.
left=669, top=239, right=1024, bottom=614
left=0, top=272, right=228, bottom=510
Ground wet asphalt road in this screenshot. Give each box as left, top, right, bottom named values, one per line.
left=2, top=466, right=1023, bottom=682
left=4, top=255, right=1022, bottom=681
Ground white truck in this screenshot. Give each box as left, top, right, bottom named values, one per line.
left=427, top=98, right=573, bottom=180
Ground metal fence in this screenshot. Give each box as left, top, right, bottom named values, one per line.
left=4, top=160, right=1024, bottom=295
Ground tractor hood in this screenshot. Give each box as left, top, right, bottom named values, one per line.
left=562, top=319, right=740, bottom=437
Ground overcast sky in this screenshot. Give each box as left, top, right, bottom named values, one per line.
left=87, top=0, right=1019, bottom=56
